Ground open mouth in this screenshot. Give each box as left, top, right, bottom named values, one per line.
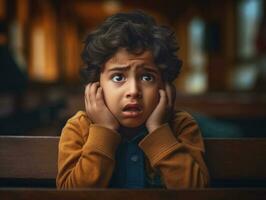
left=122, top=104, right=143, bottom=117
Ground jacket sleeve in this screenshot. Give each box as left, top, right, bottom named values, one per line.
left=56, top=113, right=121, bottom=189
left=139, top=112, right=210, bottom=189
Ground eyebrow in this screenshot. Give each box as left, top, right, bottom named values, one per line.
left=142, top=67, right=160, bottom=74
left=107, top=66, right=130, bottom=72
left=107, top=66, right=159, bottom=74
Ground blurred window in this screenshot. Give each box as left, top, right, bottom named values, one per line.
left=238, top=0, right=263, bottom=58
left=186, top=17, right=207, bottom=94
left=232, top=0, right=263, bottom=90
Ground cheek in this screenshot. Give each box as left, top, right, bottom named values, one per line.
left=100, top=76, right=121, bottom=113
left=101, top=84, right=121, bottom=112
left=144, top=87, right=160, bottom=109
left=102, top=87, right=113, bottom=105
left=100, top=83, right=112, bottom=104
left=153, top=90, right=160, bottom=107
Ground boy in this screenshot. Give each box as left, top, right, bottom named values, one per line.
left=56, top=10, right=209, bottom=189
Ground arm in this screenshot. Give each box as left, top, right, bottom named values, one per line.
left=57, top=82, right=121, bottom=189
left=140, top=113, right=209, bottom=189
left=143, top=84, right=209, bottom=189
left=56, top=114, right=121, bottom=188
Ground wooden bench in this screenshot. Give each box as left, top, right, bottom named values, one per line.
left=1, top=136, right=266, bottom=199
left=1, top=136, right=266, bottom=188
left=1, top=188, right=266, bottom=200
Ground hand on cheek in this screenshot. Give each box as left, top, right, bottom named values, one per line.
left=85, top=82, right=119, bottom=131
left=146, top=83, right=175, bottom=133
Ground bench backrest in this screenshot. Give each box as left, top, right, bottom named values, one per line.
left=1, top=136, right=266, bottom=187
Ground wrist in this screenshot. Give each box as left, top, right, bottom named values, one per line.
left=102, top=123, right=119, bottom=131
left=93, top=123, right=117, bottom=131
left=147, top=122, right=169, bottom=133
left=147, top=124, right=161, bottom=133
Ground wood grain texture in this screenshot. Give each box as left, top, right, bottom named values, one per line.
left=1, top=136, right=266, bottom=185
left=0, top=136, right=59, bottom=179
left=204, top=138, right=266, bottom=180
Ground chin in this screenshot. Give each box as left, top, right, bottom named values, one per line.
left=120, top=119, right=145, bottom=128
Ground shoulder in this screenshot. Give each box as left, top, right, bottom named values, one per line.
left=67, top=110, right=92, bottom=124
left=60, top=111, right=92, bottom=142
left=170, top=110, right=204, bottom=150
left=171, top=110, right=197, bottom=127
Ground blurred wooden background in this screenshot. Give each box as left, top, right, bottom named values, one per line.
left=0, top=0, right=266, bottom=137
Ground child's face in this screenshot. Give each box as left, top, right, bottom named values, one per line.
left=100, top=48, right=163, bottom=128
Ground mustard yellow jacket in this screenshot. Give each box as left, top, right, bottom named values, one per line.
left=56, top=110, right=209, bottom=189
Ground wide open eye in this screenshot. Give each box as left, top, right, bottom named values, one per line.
left=141, top=73, right=155, bottom=82
left=112, top=74, right=126, bottom=82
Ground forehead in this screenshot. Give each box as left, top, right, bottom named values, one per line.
left=104, top=48, right=156, bottom=70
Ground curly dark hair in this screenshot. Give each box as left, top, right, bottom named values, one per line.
left=80, top=10, right=182, bottom=83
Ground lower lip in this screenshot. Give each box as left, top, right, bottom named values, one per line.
left=122, top=110, right=142, bottom=118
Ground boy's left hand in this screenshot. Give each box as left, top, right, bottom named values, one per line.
left=146, top=83, right=175, bottom=133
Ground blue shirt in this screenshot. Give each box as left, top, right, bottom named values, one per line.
left=109, top=128, right=147, bottom=188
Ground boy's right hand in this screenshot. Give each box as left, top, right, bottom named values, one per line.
left=85, top=82, right=120, bottom=131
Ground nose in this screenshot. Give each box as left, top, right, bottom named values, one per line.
left=126, top=78, right=142, bottom=99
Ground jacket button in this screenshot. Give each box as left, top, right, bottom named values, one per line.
left=130, top=155, right=139, bottom=162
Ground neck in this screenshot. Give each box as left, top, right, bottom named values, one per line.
left=119, top=124, right=145, bottom=140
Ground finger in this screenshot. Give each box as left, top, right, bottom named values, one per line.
left=158, top=89, right=167, bottom=108
left=85, top=83, right=91, bottom=105
left=84, top=83, right=92, bottom=117
left=89, top=82, right=100, bottom=106
left=96, top=87, right=105, bottom=106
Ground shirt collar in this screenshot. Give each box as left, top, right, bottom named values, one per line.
left=121, top=127, right=148, bottom=143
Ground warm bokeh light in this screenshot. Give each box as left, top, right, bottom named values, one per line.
left=0, top=0, right=265, bottom=137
